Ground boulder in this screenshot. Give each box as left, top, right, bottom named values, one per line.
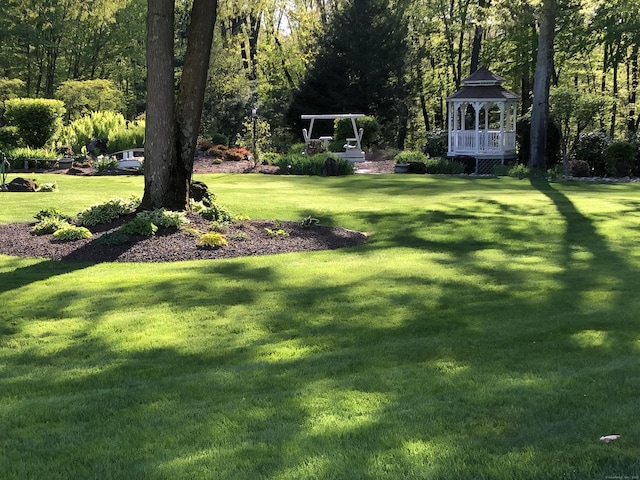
left=190, top=180, right=212, bottom=205
left=6, top=177, right=37, bottom=192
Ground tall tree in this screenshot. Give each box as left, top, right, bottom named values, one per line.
left=288, top=0, right=409, bottom=147
left=141, top=0, right=218, bottom=211
left=529, top=0, right=556, bottom=170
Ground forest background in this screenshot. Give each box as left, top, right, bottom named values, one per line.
left=0, top=0, right=639, bottom=164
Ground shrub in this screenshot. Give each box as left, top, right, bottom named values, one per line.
left=261, top=152, right=282, bottom=165
left=272, top=153, right=354, bottom=176
left=4, top=98, right=65, bottom=148
left=332, top=116, right=381, bottom=149
left=300, top=216, right=319, bottom=229
left=60, top=111, right=143, bottom=154
left=265, top=228, right=289, bottom=237
left=38, top=182, right=58, bottom=192
left=136, top=209, right=189, bottom=228
left=425, top=158, right=465, bottom=174
left=96, top=157, right=119, bottom=172
left=75, top=197, right=140, bottom=226
left=604, top=141, right=637, bottom=177
left=394, top=150, right=428, bottom=164
left=119, top=217, right=158, bottom=236
left=35, top=207, right=72, bottom=222
left=516, top=115, right=562, bottom=168
left=568, top=159, right=591, bottom=177
left=97, top=231, right=131, bottom=245
left=0, top=126, right=20, bottom=150
left=424, top=130, right=448, bottom=157
left=492, top=164, right=511, bottom=176
left=288, top=143, right=306, bottom=155
left=52, top=225, right=92, bottom=241
left=6, top=147, right=58, bottom=169
left=197, top=232, right=228, bottom=249
left=210, top=133, right=229, bottom=147
left=191, top=200, right=235, bottom=222
left=572, top=131, right=610, bottom=176
left=206, top=145, right=228, bottom=158
left=32, top=217, right=69, bottom=235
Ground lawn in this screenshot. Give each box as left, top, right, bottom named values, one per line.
left=1, top=172, right=640, bottom=479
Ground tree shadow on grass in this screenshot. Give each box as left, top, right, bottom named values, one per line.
left=3, top=180, right=640, bottom=478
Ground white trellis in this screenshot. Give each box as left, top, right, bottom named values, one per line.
left=446, top=67, right=520, bottom=170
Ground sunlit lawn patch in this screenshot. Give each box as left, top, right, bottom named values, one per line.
left=1, top=173, right=640, bottom=479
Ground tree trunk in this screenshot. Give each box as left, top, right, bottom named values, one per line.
left=529, top=0, right=556, bottom=170
left=141, top=0, right=178, bottom=210
left=470, top=0, right=489, bottom=74
left=175, top=0, right=218, bottom=204
left=628, top=44, right=638, bottom=134
left=142, top=0, right=218, bottom=211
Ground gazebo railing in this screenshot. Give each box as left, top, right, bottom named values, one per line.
left=449, top=131, right=516, bottom=155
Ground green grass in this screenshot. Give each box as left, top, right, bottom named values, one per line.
left=2, top=172, right=640, bottom=479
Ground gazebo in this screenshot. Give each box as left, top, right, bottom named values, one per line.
left=446, top=67, right=520, bottom=173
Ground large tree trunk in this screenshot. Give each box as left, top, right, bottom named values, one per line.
left=175, top=0, right=218, bottom=205
left=142, top=0, right=218, bottom=211
left=529, top=0, right=556, bottom=170
left=470, top=0, right=490, bottom=74
left=142, top=0, right=179, bottom=210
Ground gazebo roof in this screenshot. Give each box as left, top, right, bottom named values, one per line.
left=447, top=66, right=520, bottom=102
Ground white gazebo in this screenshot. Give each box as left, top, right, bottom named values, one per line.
left=446, top=67, right=520, bottom=171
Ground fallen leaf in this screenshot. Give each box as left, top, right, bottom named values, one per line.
left=599, top=434, right=620, bottom=443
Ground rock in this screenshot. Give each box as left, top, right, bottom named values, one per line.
left=6, top=177, right=37, bottom=192
left=190, top=180, right=212, bottom=205
left=322, top=157, right=339, bottom=176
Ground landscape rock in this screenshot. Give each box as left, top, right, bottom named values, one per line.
left=6, top=177, right=37, bottom=192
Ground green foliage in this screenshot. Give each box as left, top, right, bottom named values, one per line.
left=265, top=227, right=289, bottom=237
left=75, top=197, right=140, bottom=227
left=209, top=221, right=230, bottom=234
left=6, top=147, right=58, bottom=169
left=95, top=157, right=119, bottom=172
left=61, top=111, right=144, bottom=154
left=52, top=225, right=92, bottom=241
left=394, top=150, right=428, bottom=164
left=35, top=207, right=71, bottom=222
left=55, top=79, right=124, bottom=121
left=288, top=143, right=306, bottom=155
left=273, top=153, right=355, bottom=176
left=32, top=217, right=69, bottom=235
left=572, top=131, right=611, bottom=176
left=191, top=200, right=234, bottom=223
left=425, top=158, right=465, bottom=174
left=568, top=159, right=591, bottom=177
left=516, top=115, right=562, bottom=167
left=38, top=182, right=58, bottom=192
left=300, top=216, right=320, bottom=229
left=4, top=98, right=66, bottom=148
left=0, top=126, right=20, bottom=150
left=604, top=141, right=637, bottom=177
left=197, top=232, right=228, bottom=248
left=136, top=209, right=189, bottom=228
left=424, top=130, right=448, bottom=157
left=491, top=164, right=512, bottom=176
left=210, top=133, right=229, bottom=147
left=119, top=217, right=158, bottom=236
left=260, top=152, right=282, bottom=165
left=508, top=164, right=550, bottom=179
left=332, top=116, right=381, bottom=149
left=97, top=231, right=131, bottom=245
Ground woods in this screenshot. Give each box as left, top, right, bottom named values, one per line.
left=1, top=0, right=640, bottom=178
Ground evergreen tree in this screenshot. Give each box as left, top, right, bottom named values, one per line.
left=288, top=0, right=409, bottom=147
